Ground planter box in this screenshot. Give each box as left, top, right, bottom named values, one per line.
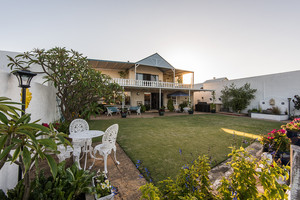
left=251, top=113, right=288, bottom=121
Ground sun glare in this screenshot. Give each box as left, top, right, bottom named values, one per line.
left=183, top=73, right=193, bottom=84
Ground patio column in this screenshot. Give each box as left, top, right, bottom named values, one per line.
left=159, top=88, right=161, bottom=108
left=172, top=69, right=176, bottom=83
left=134, top=64, right=139, bottom=80
left=122, top=87, right=125, bottom=110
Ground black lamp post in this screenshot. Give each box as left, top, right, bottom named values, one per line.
left=288, top=97, right=292, bottom=120
left=13, top=70, right=37, bottom=181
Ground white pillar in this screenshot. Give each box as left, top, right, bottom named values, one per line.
left=159, top=88, right=161, bottom=108
left=122, top=87, right=125, bottom=110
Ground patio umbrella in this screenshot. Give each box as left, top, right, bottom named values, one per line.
left=167, top=91, right=189, bottom=97
left=168, top=91, right=189, bottom=106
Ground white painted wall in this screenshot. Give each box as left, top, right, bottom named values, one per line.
left=194, top=70, right=300, bottom=115
left=0, top=50, right=59, bottom=192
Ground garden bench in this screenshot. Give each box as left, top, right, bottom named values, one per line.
left=106, top=106, right=120, bottom=116
left=129, top=106, right=141, bottom=115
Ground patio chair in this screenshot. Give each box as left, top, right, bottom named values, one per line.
left=106, top=107, right=121, bottom=116
left=129, top=106, right=141, bottom=115
left=92, top=124, right=120, bottom=174
left=69, top=119, right=92, bottom=164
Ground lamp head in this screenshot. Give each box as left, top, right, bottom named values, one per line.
left=13, top=70, right=37, bottom=88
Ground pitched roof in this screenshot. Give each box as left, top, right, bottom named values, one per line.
left=136, top=53, right=174, bottom=70
left=204, top=77, right=228, bottom=83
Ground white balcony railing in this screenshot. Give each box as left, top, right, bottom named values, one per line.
left=110, top=78, right=194, bottom=89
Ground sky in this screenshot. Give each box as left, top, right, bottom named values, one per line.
left=1, top=0, right=299, bottom=83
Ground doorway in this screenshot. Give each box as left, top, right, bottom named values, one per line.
left=151, top=93, right=163, bottom=110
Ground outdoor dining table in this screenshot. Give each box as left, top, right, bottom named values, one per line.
left=69, top=130, right=104, bottom=170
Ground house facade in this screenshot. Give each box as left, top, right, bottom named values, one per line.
left=89, top=53, right=209, bottom=109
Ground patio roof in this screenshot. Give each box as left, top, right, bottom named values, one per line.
left=88, top=53, right=193, bottom=76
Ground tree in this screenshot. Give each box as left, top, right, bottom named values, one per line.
left=292, top=95, right=300, bottom=110
left=220, top=83, right=257, bottom=113
left=8, top=47, right=122, bottom=122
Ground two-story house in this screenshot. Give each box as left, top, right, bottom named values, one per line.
left=89, top=53, right=209, bottom=110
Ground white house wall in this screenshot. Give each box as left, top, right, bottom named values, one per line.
left=194, top=70, right=300, bottom=115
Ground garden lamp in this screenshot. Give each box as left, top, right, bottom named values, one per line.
left=13, top=70, right=37, bottom=115
left=13, top=70, right=37, bottom=181
left=288, top=97, right=292, bottom=120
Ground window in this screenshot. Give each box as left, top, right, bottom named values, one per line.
left=136, top=73, right=158, bottom=81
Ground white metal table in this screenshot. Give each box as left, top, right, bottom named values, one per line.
left=69, top=130, right=104, bottom=170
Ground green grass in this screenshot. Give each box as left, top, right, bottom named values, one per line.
left=89, top=114, right=284, bottom=183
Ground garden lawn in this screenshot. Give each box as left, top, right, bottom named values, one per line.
left=89, top=114, right=284, bottom=183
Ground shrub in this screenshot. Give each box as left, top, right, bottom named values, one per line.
left=272, top=106, right=281, bottom=115
left=220, top=83, right=257, bottom=113
left=167, top=99, right=174, bottom=112
left=293, top=95, right=300, bottom=110
left=179, top=102, right=188, bottom=112
left=140, top=104, right=147, bottom=113
left=140, top=147, right=290, bottom=200
left=260, top=129, right=291, bottom=152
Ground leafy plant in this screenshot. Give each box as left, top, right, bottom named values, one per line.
left=140, top=147, right=290, bottom=200
left=179, top=102, right=188, bottom=112
left=293, top=95, right=300, bottom=110
left=167, top=99, right=174, bottom=112
left=220, top=83, right=257, bottom=113
left=93, top=170, right=113, bottom=198
left=218, top=147, right=289, bottom=200
left=272, top=106, right=281, bottom=115
left=140, top=155, right=214, bottom=200
left=140, top=104, right=147, bottom=113
left=260, top=129, right=291, bottom=152
left=281, top=117, right=300, bottom=132
left=27, top=161, right=94, bottom=200
left=0, top=97, right=70, bottom=200
left=7, top=47, right=122, bottom=122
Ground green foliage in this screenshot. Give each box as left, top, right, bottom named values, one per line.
left=167, top=99, right=174, bottom=112
left=7, top=47, right=122, bottom=122
left=260, top=129, right=291, bottom=152
left=0, top=97, right=70, bottom=200
left=81, top=102, right=102, bottom=120
left=140, top=104, right=147, bottom=113
left=29, top=161, right=94, bottom=200
left=220, top=83, right=257, bottom=112
left=179, top=102, right=188, bottom=112
left=140, top=147, right=290, bottom=200
left=218, top=147, right=289, bottom=200
left=94, top=171, right=113, bottom=198
left=271, top=106, right=281, bottom=115
left=292, top=95, right=300, bottom=110
left=140, top=156, right=214, bottom=200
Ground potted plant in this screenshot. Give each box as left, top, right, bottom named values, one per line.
left=188, top=108, right=194, bottom=114
left=260, top=129, right=291, bottom=164
left=210, top=91, right=216, bottom=113
left=210, top=103, right=216, bottom=113
left=93, top=171, right=114, bottom=200
left=159, top=106, right=165, bottom=116
left=121, top=107, right=127, bottom=118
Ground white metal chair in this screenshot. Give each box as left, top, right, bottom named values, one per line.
left=92, top=124, right=120, bottom=174
left=69, top=119, right=92, bottom=164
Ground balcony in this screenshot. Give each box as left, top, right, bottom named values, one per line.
left=110, top=78, right=194, bottom=89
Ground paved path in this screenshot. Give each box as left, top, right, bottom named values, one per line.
left=85, top=142, right=147, bottom=200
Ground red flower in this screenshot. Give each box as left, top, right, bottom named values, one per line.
left=42, top=123, right=49, bottom=128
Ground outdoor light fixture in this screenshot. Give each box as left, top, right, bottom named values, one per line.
left=13, top=70, right=37, bottom=88
left=288, top=97, right=292, bottom=120
left=13, top=70, right=37, bottom=181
